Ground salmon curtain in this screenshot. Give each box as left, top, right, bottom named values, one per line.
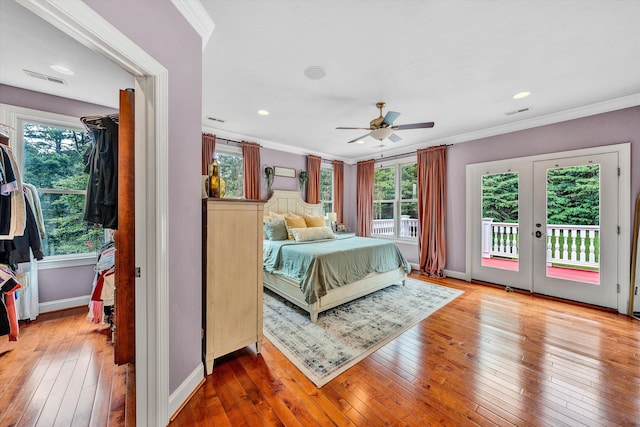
left=333, top=160, right=344, bottom=223
left=417, top=145, right=447, bottom=277
left=306, top=155, right=321, bottom=204
left=242, top=141, right=261, bottom=200
left=202, top=133, right=216, bottom=175
left=356, top=159, right=375, bottom=237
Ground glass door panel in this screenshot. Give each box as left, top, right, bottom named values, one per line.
left=481, top=172, right=519, bottom=271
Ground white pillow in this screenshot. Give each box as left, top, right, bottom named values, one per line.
left=291, top=226, right=335, bottom=242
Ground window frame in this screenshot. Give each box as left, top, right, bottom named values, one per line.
left=320, top=163, right=334, bottom=215
left=1, top=103, right=101, bottom=269
left=214, top=143, right=244, bottom=199
left=372, top=157, right=419, bottom=243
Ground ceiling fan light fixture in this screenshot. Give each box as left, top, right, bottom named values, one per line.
left=370, top=127, right=394, bottom=141
left=304, top=66, right=326, bottom=80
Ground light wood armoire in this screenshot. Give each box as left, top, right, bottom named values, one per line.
left=202, top=199, right=264, bottom=374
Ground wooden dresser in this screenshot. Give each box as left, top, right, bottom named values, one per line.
left=202, top=199, right=264, bottom=374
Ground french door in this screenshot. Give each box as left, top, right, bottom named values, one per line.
left=470, top=149, right=621, bottom=309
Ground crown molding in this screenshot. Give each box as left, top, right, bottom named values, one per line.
left=171, top=0, right=215, bottom=51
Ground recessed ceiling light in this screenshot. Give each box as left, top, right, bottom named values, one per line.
left=50, top=64, right=75, bottom=75
left=304, top=66, right=326, bottom=80
left=257, top=110, right=269, bottom=116
left=513, top=91, right=530, bottom=99
left=356, top=139, right=365, bottom=144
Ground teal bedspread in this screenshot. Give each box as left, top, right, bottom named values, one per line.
left=263, top=236, right=411, bottom=304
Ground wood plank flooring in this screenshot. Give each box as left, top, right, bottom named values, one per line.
left=0, top=306, right=130, bottom=426
left=172, top=274, right=640, bottom=426
left=2, top=274, right=639, bottom=426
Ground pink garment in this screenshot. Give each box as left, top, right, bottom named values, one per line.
left=5, top=292, right=18, bottom=341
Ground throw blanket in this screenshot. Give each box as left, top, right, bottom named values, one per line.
left=264, top=236, right=411, bottom=304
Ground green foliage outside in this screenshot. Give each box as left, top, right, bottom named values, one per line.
left=218, top=153, right=243, bottom=198
left=320, top=169, right=333, bottom=214
left=481, top=165, right=599, bottom=225
left=373, top=163, right=418, bottom=220
left=22, top=123, right=104, bottom=256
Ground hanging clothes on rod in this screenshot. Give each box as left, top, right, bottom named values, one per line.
left=82, top=114, right=119, bottom=229
left=0, top=123, right=44, bottom=339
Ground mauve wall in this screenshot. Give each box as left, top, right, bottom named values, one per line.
left=0, top=84, right=119, bottom=117
left=85, top=0, right=203, bottom=393
left=0, top=85, right=118, bottom=303
left=38, top=265, right=95, bottom=302
left=446, top=106, right=640, bottom=273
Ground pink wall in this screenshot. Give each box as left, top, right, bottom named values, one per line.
left=446, top=106, right=640, bottom=273
left=85, top=0, right=203, bottom=393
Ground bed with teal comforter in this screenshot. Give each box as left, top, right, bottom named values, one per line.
left=263, top=235, right=411, bottom=305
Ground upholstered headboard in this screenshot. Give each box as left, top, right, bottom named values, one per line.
left=264, top=190, right=323, bottom=217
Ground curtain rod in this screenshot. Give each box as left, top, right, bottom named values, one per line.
left=373, top=143, right=452, bottom=163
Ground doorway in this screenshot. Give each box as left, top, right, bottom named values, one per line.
left=468, top=144, right=629, bottom=311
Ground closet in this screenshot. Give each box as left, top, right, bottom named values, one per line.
left=83, top=89, right=135, bottom=365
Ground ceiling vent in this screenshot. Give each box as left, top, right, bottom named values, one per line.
left=206, top=116, right=226, bottom=123
left=23, top=69, right=67, bottom=85
left=504, top=107, right=531, bottom=116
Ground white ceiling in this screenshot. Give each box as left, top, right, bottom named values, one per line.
left=2, top=1, right=639, bottom=163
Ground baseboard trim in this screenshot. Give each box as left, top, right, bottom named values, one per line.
left=443, top=269, right=470, bottom=281
left=39, top=295, right=90, bottom=313
left=169, top=364, right=205, bottom=420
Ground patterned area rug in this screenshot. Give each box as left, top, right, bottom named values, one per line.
left=263, top=278, right=463, bottom=387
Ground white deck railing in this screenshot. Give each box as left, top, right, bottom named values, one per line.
left=372, top=216, right=419, bottom=238
left=481, top=218, right=600, bottom=269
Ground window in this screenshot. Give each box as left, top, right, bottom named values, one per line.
left=215, top=145, right=244, bottom=198
left=372, top=161, right=418, bottom=239
left=320, top=166, right=333, bottom=215
left=20, top=118, right=103, bottom=259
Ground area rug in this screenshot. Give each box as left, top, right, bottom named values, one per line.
left=263, top=279, right=463, bottom=387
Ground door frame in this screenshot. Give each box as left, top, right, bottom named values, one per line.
left=465, top=143, right=631, bottom=314
left=18, top=0, right=170, bottom=425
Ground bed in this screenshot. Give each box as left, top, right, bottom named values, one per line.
left=263, top=190, right=410, bottom=322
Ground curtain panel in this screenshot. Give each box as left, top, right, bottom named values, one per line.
left=202, top=133, right=216, bottom=175
left=417, top=145, right=447, bottom=277
left=242, top=141, right=261, bottom=200
left=306, top=155, right=322, bottom=204
left=333, top=160, right=344, bottom=223
left=356, top=159, right=375, bottom=237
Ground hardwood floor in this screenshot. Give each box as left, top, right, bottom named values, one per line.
left=172, top=274, right=640, bottom=426
left=0, top=306, right=132, bottom=426
left=2, top=275, right=639, bottom=426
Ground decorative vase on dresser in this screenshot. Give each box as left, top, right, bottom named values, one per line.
left=202, top=198, right=264, bottom=374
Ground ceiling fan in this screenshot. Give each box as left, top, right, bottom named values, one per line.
left=337, top=102, right=434, bottom=144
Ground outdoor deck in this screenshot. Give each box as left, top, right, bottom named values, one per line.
left=482, top=257, right=600, bottom=284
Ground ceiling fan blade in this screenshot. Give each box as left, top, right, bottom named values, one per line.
left=393, top=121, right=435, bottom=130
left=381, top=111, right=401, bottom=127
left=388, top=133, right=402, bottom=143
left=336, top=126, right=372, bottom=130
left=347, top=133, right=370, bottom=144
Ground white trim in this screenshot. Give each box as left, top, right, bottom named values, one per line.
left=465, top=143, right=631, bottom=313
left=168, top=364, right=204, bottom=419
left=170, top=0, right=215, bottom=50
left=37, top=254, right=97, bottom=270
left=443, top=269, right=469, bottom=281
left=39, top=295, right=90, bottom=313
left=19, top=1, right=171, bottom=425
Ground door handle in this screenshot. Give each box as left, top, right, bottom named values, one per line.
left=535, top=230, right=543, bottom=238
